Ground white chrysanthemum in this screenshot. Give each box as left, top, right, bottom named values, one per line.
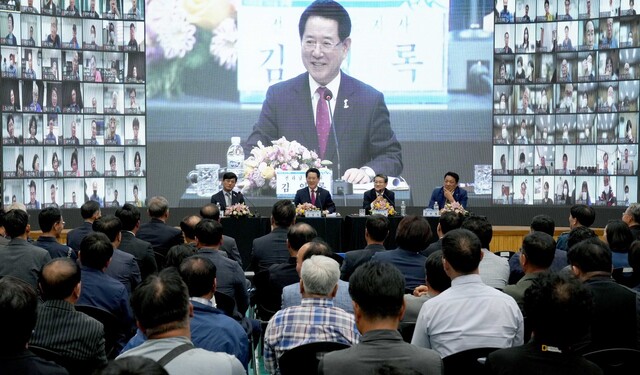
left=210, top=18, right=237, bottom=70
left=148, top=0, right=196, bottom=59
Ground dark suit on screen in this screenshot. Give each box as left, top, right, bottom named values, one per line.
left=118, top=231, right=157, bottom=281
left=362, top=188, right=395, bottom=211
left=211, top=190, right=245, bottom=212
left=294, top=186, right=336, bottom=213
left=136, top=218, right=184, bottom=257
left=245, top=72, right=403, bottom=177
left=340, top=244, right=386, bottom=281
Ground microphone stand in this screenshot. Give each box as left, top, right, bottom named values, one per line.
left=326, top=97, right=350, bottom=207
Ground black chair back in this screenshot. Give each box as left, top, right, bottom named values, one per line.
left=278, top=341, right=350, bottom=375
left=75, top=305, right=122, bottom=358
left=442, top=347, right=500, bottom=375
left=612, top=267, right=639, bottom=288
left=583, top=348, right=640, bottom=375
left=29, top=345, right=103, bottom=375
left=398, top=322, right=416, bottom=343
left=214, top=291, right=237, bottom=318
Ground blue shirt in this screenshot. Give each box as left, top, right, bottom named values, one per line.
left=35, top=236, right=77, bottom=260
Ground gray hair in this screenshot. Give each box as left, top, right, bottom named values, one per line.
left=627, top=203, right=640, bottom=223
left=148, top=196, right=169, bottom=217
left=301, top=255, right=339, bottom=296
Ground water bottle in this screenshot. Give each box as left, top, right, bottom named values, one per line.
left=400, top=201, right=406, bottom=216
left=227, top=137, right=244, bottom=179
left=433, top=201, right=439, bottom=213
left=217, top=202, right=223, bottom=217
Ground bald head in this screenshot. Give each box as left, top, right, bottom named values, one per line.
left=39, top=258, right=81, bottom=301
left=180, top=215, right=202, bottom=242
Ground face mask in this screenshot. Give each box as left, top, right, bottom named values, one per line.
left=585, top=128, right=590, bottom=137
left=581, top=97, right=587, bottom=108
left=501, top=128, right=508, bottom=139
left=521, top=129, right=527, bottom=137
left=563, top=188, right=568, bottom=195
left=542, top=131, right=548, bottom=139
left=582, top=191, right=587, bottom=200
left=500, top=101, right=506, bottom=110
left=520, top=162, right=526, bottom=169
left=607, top=96, right=613, bottom=106
left=540, top=94, right=548, bottom=107
left=587, top=61, right=593, bottom=74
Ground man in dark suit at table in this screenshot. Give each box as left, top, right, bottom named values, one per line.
left=245, top=0, right=403, bottom=184
left=428, top=171, right=468, bottom=209
left=340, top=215, right=388, bottom=281
left=362, top=174, right=395, bottom=213
left=250, top=200, right=296, bottom=272
left=67, top=201, right=101, bottom=253
left=210, top=172, right=245, bottom=212
left=294, top=168, right=336, bottom=213
left=136, top=196, right=184, bottom=259
left=115, top=203, right=157, bottom=280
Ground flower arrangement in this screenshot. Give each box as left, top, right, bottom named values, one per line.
left=224, top=203, right=251, bottom=217
left=371, top=199, right=396, bottom=216
left=439, top=202, right=469, bottom=216
left=241, top=137, right=323, bottom=193
left=296, top=203, right=320, bottom=217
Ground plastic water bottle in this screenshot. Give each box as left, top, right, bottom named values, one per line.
left=400, top=201, right=406, bottom=216
left=227, top=137, right=244, bottom=179
left=217, top=202, right=223, bottom=217
left=433, top=202, right=439, bottom=213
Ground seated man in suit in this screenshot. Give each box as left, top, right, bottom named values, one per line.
left=30, top=258, right=107, bottom=369
left=136, top=196, right=184, bottom=258
left=250, top=199, right=296, bottom=272
left=340, top=214, right=389, bottom=281
left=421, top=211, right=465, bottom=258
left=200, top=204, right=242, bottom=267
left=461, top=215, right=510, bottom=290
left=93, top=215, right=141, bottom=293
left=210, top=172, right=245, bottom=212
left=319, top=261, right=442, bottom=374
left=66, top=200, right=101, bottom=253
left=34, top=207, right=76, bottom=260
left=294, top=168, right=336, bottom=213
left=428, top=171, right=468, bottom=209
left=362, top=174, right=395, bottom=213
left=115, top=203, right=157, bottom=280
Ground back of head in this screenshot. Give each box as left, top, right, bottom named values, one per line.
left=439, top=211, right=464, bottom=235
left=272, top=199, right=296, bottom=228
left=287, top=222, right=317, bottom=251
left=524, top=272, right=593, bottom=349
left=349, top=261, right=404, bottom=319
left=302, top=239, right=334, bottom=260
left=530, top=214, right=555, bottom=236
left=301, top=254, right=340, bottom=295
left=461, top=215, right=493, bottom=249
left=365, top=214, right=390, bottom=242
left=147, top=196, right=169, bottom=218
left=115, top=203, right=141, bottom=231
left=396, top=215, right=432, bottom=252
left=570, top=204, right=596, bottom=227
left=567, top=226, right=598, bottom=250
left=567, top=238, right=612, bottom=274
left=627, top=203, right=640, bottom=224
left=521, top=232, right=556, bottom=269
left=425, top=250, right=451, bottom=293
left=194, top=219, right=223, bottom=247
left=0, top=276, right=38, bottom=352
left=605, top=219, right=633, bottom=252
left=38, top=206, right=62, bottom=233
left=165, top=244, right=197, bottom=269
left=80, top=232, right=115, bottom=269
left=299, top=0, right=351, bottom=41
left=199, top=203, right=220, bottom=220
left=4, top=208, right=29, bottom=238
left=92, top=215, right=122, bottom=242
left=81, top=200, right=101, bottom=219
left=441, top=228, right=482, bottom=274
left=179, top=256, right=216, bottom=298
left=97, top=356, right=169, bottom=375
left=130, top=268, right=189, bottom=335
left=179, top=215, right=201, bottom=240
left=40, top=258, right=81, bottom=300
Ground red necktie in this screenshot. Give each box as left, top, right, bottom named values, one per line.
left=311, top=189, right=316, bottom=206
left=316, top=87, right=331, bottom=159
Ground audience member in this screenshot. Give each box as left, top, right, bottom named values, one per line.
left=0, top=208, right=51, bottom=290
left=93, top=216, right=141, bottom=293
left=136, top=196, right=184, bottom=257
left=281, top=240, right=353, bottom=313
left=193, top=219, right=249, bottom=315
left=504, top=232, right=556, bottom=310
left=566, top=226, right=598, bottom=251
left=623, top=203, right=640, bottom=239
left=373, top=216, right=432, bottom=291
left=200, top=203, right=242, bottom=266
left=35, top=206, right=76, bottom=260
left=30, top=258, right=107, bottom=369
left=411, top=229, right=524, bottom=357
left=340, top=215, right=389, bottom=281
left=165, top=244, right=197, bottom=268
left=250, top=199, right=296, bottom=271
left=421, top=211, right=464, bottom=257
left=175, top=215, right=201, bottom=252
left=630, top=240, right=640, bottom=292
left=485, top=272, right=602, bottom=375
left=568, top=238, right=640, bottom=353
left=264, top=255, right=359, bottom=374
left=403, top=250, right=451, bottom=324
left=461, top=215, right=510, bottom=289
left=556, top=204, right=596, bottom=251
left=0, top=210, right=9, bottom=245
left=67, top=201, right=101, bottom=252
left=604, top=219, right=633, bottom=269
left=115, top=203, right=157, bottom=279
left=0, top=276, right=67, bottom=374
left=116, top=269, right=245, bottom=375
left=319, top=262, right=442, bottom=374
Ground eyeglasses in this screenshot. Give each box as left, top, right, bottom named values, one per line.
left=302, top=39, right=343, bottom=52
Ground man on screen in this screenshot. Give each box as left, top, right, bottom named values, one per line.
left=294, top=168, right=336, bottom=213
left=245, top=0, right=402, bottom=184
left=210, top=172, right=245, bottom=211
left=428, top=171, right=468, bottom=209
left=66, top=0, right=80, bottom=17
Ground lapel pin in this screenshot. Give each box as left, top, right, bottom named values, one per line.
left=343, top=99, right=349, bottom=109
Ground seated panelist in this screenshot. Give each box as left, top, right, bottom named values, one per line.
left=294, top=168, right=336, bottom=213
left=362, top=173, right=395, bottom=212
left=428, top=171, right=468, bottom=209
left=210, top=172, right=245, bottom=211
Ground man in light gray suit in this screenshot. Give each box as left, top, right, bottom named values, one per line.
left=319, top=261, right=442, bottom=374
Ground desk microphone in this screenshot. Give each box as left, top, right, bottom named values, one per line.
left=240, top=192, right=260, bottom=217
left=323, top=89, right=351, bottom=205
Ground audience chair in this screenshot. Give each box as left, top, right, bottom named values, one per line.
left=612, top=267, right=639, bottom=288
left=214, top=291, right=237, bottom=318
left=398, top=321, right=416, bottom=343
left=278, top=341, right=351, bottom=375
left=29, top=345, right=104, bottom=375
left=442, top=347, right=500, bottom=375
left=75, top=305, right=123, bottom=359
left=583, top=348, right=640, bottom=375
left=497, top=250, right=517, bottom=259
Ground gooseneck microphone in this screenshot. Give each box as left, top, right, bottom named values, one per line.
left=323, top=88, right=348, bottom=206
